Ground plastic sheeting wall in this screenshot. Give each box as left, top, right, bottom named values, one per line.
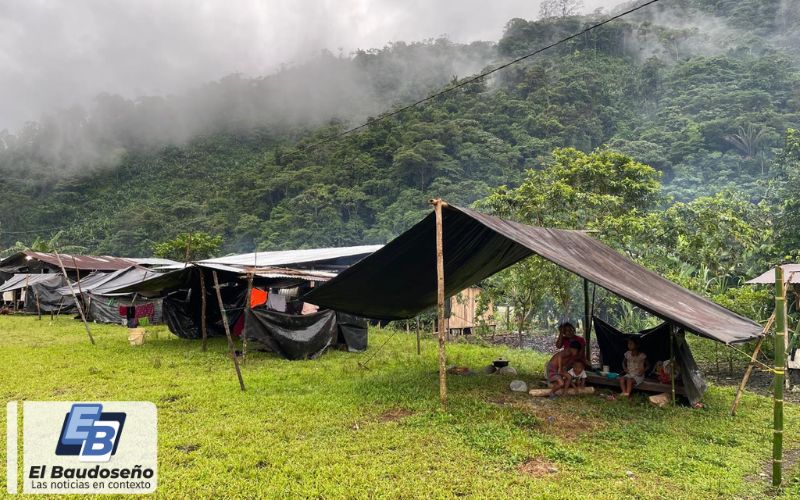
left=243, top=308, right=368, bottom=360
left=593, top=316, right=707, bottom=405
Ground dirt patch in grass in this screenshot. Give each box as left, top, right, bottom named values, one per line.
left=746, top=447, right=800, bottom=485
left=486, top=394, right=605, bottom=441
left=517, top=457, right=559, bottom=477
left=176, top=443, right=200, bottom=453
left=378, top=408, right=414, bottom=422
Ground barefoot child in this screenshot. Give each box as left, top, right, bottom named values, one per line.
left=545, top=340, right=581, bottom=397
left=568, top=360, right=587, bottom=390
left=620, top=338, right=648, bottom=397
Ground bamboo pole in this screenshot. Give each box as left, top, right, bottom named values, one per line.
left=432, top=199, right=447, bottom=406
left=730, top=313, right=771, bottom=416
left=53, top=250, right=94, bottom=345
left=199, top=268, right=208, bottom=352
left=773, top=266, right=786, bottom=487
left=212, top=271, right=245, bottom=392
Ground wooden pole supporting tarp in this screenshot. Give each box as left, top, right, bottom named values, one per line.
left=774, top=266, right=786, bottom=487
left=212, top=271, right=245, bottom=392
left=53, top=250, right=95, bottom=345
left=432, top=198, right=447, bottom=406
left=199, top=268, right=208, bottom=352
left=243, top=271, right=253, bottom=363
left=670, top=325, right=676, bottom=406
left=583, top=279, right=591, bottom=363
left=416, top=316, right=421, bottom=355
left=730, top=313, right=773, bottom=416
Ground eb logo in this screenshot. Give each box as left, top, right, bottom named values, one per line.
left=55, top=404, right=126, bottom=462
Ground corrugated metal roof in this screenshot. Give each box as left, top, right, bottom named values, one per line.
left=746, top=264, right=800, bottom=284
left=0, top=251, right=137, bottom=271
left=249, top=267, right=336, bottom=281
left=126, top=257, right=184, bottom=267
left=201, top=245, right=383, bottom=268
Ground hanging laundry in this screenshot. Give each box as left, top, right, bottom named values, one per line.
left=266, top=293, right=287, bottom=312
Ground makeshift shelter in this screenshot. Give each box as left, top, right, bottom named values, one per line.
left=305, top=202, right=763, bottom=403
left=105, top=261, right=367, bottom=359
left=0, top=251, right=136, bottom=274
left=0, top=273, right=75, bottom=314
left=200, top=245, right=383, bottom=271
left=592, top=317, right=707, bottom=405
left=56, top=267, right=164, bottom=325
left=105, top=263, right=247, bottom=339
left=243, top=309, right=367, bottom=360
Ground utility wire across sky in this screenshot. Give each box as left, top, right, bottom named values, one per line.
left=279, top=0, right=664, bottom=161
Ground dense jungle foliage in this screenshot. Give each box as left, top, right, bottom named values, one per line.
left=0, top=0, right=799, bottom=326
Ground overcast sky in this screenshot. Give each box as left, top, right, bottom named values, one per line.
left=0, top=0, right=626, bottom=131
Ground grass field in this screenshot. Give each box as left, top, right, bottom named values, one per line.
left=1, top=315, right=799, bottom=498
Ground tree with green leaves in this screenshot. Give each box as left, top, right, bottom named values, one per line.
left=153, top=232, right=222, bottom=262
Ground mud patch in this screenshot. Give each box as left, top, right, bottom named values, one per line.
left=487, top=395, right=604, bottom=441
left=746, top=447, right=800, bottom=484
left=518, top=457, right=559, bottom=477
left=378, top=408, right=414, bottom=422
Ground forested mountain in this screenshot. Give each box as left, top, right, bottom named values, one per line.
left=1, top=0, right=798, bottom=258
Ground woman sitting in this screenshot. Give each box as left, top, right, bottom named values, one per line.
left=555, top=321, right=586, bottom=352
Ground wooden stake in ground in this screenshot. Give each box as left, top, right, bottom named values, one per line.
left=416, top=316, right=421, bottom=355
left=198, top=268, right=208, bottom=352
left=432, top=198, right=447, bottom=406
left=212, top=271, right=245, bottom=392
left=730, top=314, right=771, bottom=416
left=53, top=250, right=94, bottom=345
left=773, top=266, right=786, bottom=487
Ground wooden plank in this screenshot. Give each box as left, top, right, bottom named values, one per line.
left=529, top=387, right=595, bottom=397
left=585, top=373, right=687, bottom=396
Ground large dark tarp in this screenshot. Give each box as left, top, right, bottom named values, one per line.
left=304, top=204, right=762, bottom=344
left=162, top=284, right=246, bottom=339
left=335, top=312, right=368, bottom=352
left=593, top=316, right=706, bottom=405
left=85, top=293, right=163, bottom=325
left=16, top=275, right=76, bottom=314
left=243, top=308, right=368, bottom=360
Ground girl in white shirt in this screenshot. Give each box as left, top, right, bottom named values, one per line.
left=620, top=338, right=648, bottom=397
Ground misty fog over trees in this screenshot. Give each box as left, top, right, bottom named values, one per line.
left=0, top=0, right=798, bottom=275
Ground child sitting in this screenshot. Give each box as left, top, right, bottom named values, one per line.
left=545, top=340, right=581, bottom=397
left=620, top=338, right=648, bottom=397
left=568, top=360, right=587, bottom=390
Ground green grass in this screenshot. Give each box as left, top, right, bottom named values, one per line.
left=1, top=315, right=799, bottom=498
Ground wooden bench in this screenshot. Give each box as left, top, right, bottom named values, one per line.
left=586, top=373, right=687, bottom=396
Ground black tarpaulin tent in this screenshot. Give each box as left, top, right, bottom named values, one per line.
left=243, top=309, right=368, bottom=360
left=0, top=273, right=75, bottom=314
left=103, top=263, right=247, bottom=338
left=305, top=203, right=763, bottom=344
left=593, top=317, right=707, bottom=405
